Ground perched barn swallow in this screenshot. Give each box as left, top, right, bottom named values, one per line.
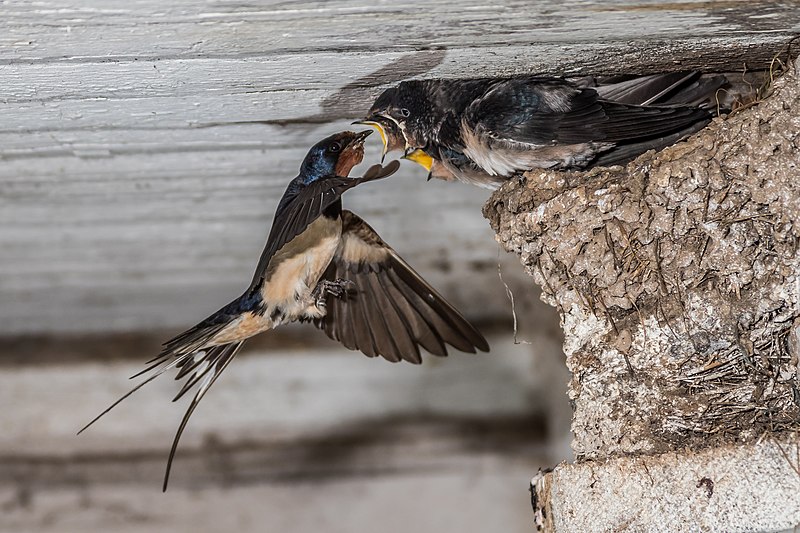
left=79, top=130, right=489, bottom=490
left=361, top=72, right=728, bottom=189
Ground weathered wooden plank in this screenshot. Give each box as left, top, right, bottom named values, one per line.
left=1, top=0, right=796, bottom=73
left=0, top=307, right=566, bottom=533
left=0, top=121, right=516, bottom=333
left=0, top=328, right=564, bottom=533
left=0, top=463, right=542, bottom=533
left=1, top=0, right=796, bottom=335
left=0, top=333, right=543, bottom=457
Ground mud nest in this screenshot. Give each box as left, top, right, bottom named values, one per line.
left=485, top=62, right=800, bottom=459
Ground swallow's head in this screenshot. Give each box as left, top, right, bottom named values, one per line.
left=366, top=82, right=434, bottom=149
left=300, top=130, right=372, bottom=181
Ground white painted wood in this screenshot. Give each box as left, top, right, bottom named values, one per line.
left=1, top=0, right=796, bottom=334
left=0, top=332, right=542, bottom=456
left=0, top=132, right=516, bottom=333
left=0, top=466, right=543, bottom=533
left=0, top=299, right=568, bottom=533
left=1, top=1, right=795, bottom=71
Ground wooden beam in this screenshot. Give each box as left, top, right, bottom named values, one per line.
left=0, top=334, right=547, bottom=459
left=2, top=0, right=796, bottom=334
left=2, top=1, right=797, bottom=75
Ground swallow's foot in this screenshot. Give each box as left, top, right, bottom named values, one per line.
left=313, top=279, right=354, bottom=309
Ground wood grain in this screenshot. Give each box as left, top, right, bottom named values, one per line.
left=1, top=0, right=797, bottom=334
left=0, top=333, right=557, bottom=533
left=0, top=333, right=545, bottom=457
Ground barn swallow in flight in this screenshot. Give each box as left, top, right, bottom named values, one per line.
left=79, top=130, right=489, bottom=491
left=360, top=72, right=729, bottom=189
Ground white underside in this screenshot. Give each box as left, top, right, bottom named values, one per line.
left=262, top=220, right=342, bottom=326
left=209, top=218, right=342, bottom=344
left=460, top=119, right=614, bottom=176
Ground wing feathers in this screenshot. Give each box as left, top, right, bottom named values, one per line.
left=249, top=161, right=400, bottom=291
left=368, top=274, right=421, bottom=363
left=465, top=77, right=711, bottom=148
left=316, top=211, right=488, bottom=363
left=384, top=268, right=475, bottom=354
left=386, top=253, right=489, bottom=352
left=378, top=271, right=447, bottom=356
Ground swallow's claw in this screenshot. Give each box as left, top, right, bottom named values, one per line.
left=313, top=279, right=354, bottom=308
left=328, top=278, right=355, bottom=298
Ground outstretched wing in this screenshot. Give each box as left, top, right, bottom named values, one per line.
left=464, top=77, right=710, bottom=146
left=249, top=161, right=400, bottom=291
left=316, top=210, right=489, bottom=364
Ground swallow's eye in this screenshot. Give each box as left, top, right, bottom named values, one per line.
left=398, top=108, right=411, bottom=118
left=328, top=142, right=341, bottom=153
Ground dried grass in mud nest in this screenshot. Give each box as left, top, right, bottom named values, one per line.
left=484, top=58, right=800, bottom=460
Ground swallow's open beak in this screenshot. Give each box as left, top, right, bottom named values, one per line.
left=350, top=129, right=373, bottom=146
left=335, top=130, right=372, bottom=177
left=402, top=148, right=434, bottom=172
left=353, top=119, right=389, bottom=162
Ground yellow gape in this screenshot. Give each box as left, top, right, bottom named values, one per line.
left=353, top=120, right=389, bottom=157
left=402, top=148, right=434, bottom=172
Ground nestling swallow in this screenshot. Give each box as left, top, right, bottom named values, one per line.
left=79, top=130, right=489, bottom=490
left=362, top=72, right=727, bottom=189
